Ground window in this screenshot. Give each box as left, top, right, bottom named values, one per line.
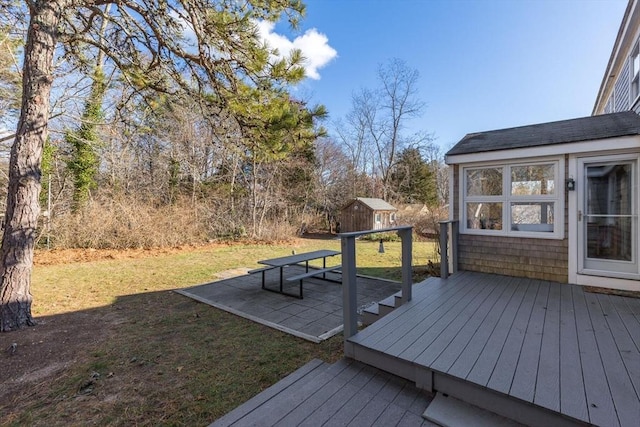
left=464, top=167, right=503, bottom=230
left=375, top=213, right=381, bottom=223
left=510, top=164, right=555, bottom=232
left=632, top=44, right=640, bottom=101
left=463, top=160, right=562, bottom=238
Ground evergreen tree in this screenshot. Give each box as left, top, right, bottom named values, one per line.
left=391, top=147, right=438, bottom=206
left=0, top=0, right=311, bottom=331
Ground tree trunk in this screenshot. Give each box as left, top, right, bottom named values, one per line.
left=0, top=1, right=65, bottom=331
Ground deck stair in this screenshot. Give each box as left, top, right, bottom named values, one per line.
left=362, top=290, right=403, bottom=325
left=423, top=392, right=524, bottom=427
left=211, top=358, right=436, bottom=426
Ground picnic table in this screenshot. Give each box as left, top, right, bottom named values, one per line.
left=250, top=249, right=341, bottom=299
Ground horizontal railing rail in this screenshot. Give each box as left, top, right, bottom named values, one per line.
left=339, top=226, right=413, bottom=340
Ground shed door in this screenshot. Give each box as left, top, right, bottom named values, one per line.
left=578, top=155, right=639, bottom=277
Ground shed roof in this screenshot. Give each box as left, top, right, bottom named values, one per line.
left=347, top=197, right=397, bottom=211
left=447, top=111, right=640, bottom=157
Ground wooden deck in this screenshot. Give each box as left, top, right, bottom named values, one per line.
left=211, top=358, right=437, bottom=427
left=346, top=271, right=640, bottom=427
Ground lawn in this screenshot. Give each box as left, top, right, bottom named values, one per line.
left=0, top=237, right=438, bottom=426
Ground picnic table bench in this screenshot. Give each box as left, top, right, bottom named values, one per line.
left=248, top=249, right=341, bottom=299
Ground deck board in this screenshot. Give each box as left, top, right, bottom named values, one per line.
left=558, top=283, right=588, bottom=421
left=597, top=295, right=640, bottom=405
left=347, top=272, right=640, bottom=427
left=613, top=297, right=640, bottom=350
left=212, top=358, right=433, bottom=427
left=584, top=292, right=639, bottom=427
left=297, top=381, right=362, bottom=426
left=446, top=275, right=521, bottom=379
left=232, top=359, right=351, bottom=426
left=396, top=275, right=496, bottom=361
left=625, top=294, right=640, bottom=316
left=346, top=394, right=392, bottom=426
left=280, top=360, right=364, bottom=426
left=414, top=275, right=508, bottom=367
left=485, top=279, right=538, bottom=393
left=453, top=277, right=528, bottom=383
left=510, top=280, right=548, bottom=402
left=572, top=285, right=620, bottom=427
left=534, top=281, right=561, bottom=412
left=352, top=277, right=472, bottom=354
left=351, top=273, right=473, bottom=348
left=430, top=274, right=513, bottom=372
left=371, top=401, right=410, bottom=427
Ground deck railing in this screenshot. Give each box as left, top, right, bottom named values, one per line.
left=339, top=226, right=413, bottom=339
left=439, top=220, right=459, bottom=278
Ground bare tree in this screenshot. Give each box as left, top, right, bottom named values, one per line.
left=338, top=59, right=428, bottom=201
left=371, top=59, right=426, bottom=199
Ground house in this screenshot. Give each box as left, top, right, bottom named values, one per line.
left=594, top=0, right=640, bottom=115
left=339, top=197, right=397, bottom=233
left=212, top=4, right=639, bottom=427
left=444, top=1, right=640, bottom=293
left=445, top=112, right=640, bottom=291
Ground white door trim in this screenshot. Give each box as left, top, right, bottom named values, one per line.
left=569, top=152, right=640, bottom=291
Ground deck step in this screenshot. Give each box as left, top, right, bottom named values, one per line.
left=212, top=358, right=433, bottom=426
left=361, top=303, right=379, bottom=325
left=393, top=290, right=403, bottom=306
left=378, top=294, right=397, bottom=316
left=423, top=392, right=524, bottom=427
left=211, top=359, right=330, bottom=426
left=362, top=290, right=407, bottom=325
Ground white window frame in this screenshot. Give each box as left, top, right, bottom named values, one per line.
left=461, top=158, right=564, bottom=239
left=631, top=42, right=640, bottom=104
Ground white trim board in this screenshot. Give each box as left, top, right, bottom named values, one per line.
left=446, top=135, right=640, bottom=165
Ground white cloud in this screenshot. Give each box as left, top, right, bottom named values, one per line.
left=255, top=21, right=337, bottom=80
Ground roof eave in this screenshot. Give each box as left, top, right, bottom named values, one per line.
left=593, top=0, right=637, bottom=115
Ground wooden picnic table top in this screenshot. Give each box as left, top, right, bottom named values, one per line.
left=258, top=250, right=340, bottom=267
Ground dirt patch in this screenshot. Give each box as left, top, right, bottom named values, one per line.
left=0, top=310, right=116, bottom=413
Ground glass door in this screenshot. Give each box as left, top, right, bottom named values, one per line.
left=579, top=156, right=638, bottom=276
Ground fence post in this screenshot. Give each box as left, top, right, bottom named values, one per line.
left=341, top=234, right=358, bottom=339
left=439, top=221, right=449, bottom=278
left=398, top=227, right=412, bottom=304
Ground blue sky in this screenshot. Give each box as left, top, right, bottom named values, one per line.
left=266, top=0, right=628, bottom=152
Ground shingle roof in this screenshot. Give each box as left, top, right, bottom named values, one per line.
left=447, top=111, right=640, bottom=157
left=353, top=198, right=397, bottom=211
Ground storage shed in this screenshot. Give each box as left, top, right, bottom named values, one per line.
left=339, top=198, right=397, bottom=233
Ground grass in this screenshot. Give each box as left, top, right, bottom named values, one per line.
left=31, top=238, right=438, bottom=316
left=1, top=237, right=438, bottom=425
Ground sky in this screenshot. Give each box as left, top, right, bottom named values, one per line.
left=261, top=0, right=628, bottom=152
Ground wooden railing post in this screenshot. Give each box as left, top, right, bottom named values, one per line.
left=439, top=221, right=449, bottom=278
left=398, top=227, right=412, bottom=304
left=341, top=234, right=358, bottom=339
left=451, top=220, right=459, bottom=274
left=340, top=225, right=413, bottom=341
